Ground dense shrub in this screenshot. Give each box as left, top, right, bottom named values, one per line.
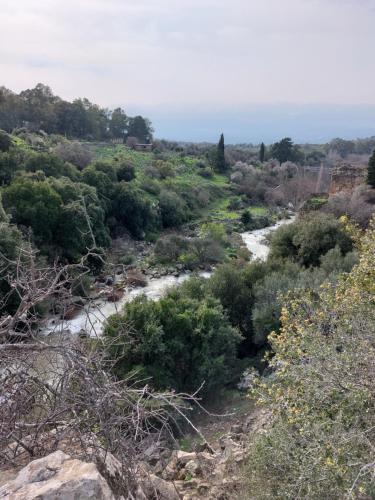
left=105, top=281, right=241, bottom=394
left=53, top=141, right=92, bottom=169
left=24, top=152, right=80, bottom=180
left=111, top=183, right=160, bottom=238
left=154, top=234, right=190, bottom=263
left=269, top=213, right=353, bottom=267
left=159, top=190, right=189, bottom=228
left=0, top=218, right=24, bottom=314
left=3, top=178, right=62, bottom=247
left=0, top=150, right=23, bottom=184
left=247, top=218, right=375, bottom=498
left=116, top=161, right=135, bottom=182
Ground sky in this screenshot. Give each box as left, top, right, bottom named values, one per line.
left=1, top=0, right=375, bottom=143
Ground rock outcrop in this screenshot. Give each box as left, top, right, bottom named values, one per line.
left=0, top=451, right=115, bottom=499
left=0, top=407, right=270, bottom=499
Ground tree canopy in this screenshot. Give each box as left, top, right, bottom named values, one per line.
left=0, top=84, right=153, bottom=142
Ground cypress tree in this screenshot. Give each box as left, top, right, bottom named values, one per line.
left=368, top=150, right=375, bottom=188
left=259, top=142, right=266, bottom=163
left=215, top=133, right=226, bottom=173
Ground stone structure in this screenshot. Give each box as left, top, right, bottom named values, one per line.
left=330, top=162, right=367, bottom=195
left=134, top=143, right=153, bottom=152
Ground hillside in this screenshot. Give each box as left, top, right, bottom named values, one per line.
left=0, top=123, right=375, bottom=499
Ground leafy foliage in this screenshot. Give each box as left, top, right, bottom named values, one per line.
left=105, top=280, right=241, bottom=394
left=247, top=217, right=375, bottom=498
left=269, top=213, right=353, bottom=267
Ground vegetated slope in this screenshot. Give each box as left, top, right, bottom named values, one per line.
left=247, top=216, right=375, bottom=499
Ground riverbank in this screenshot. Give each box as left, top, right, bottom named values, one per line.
left=41, top=215, right=294, bottom=338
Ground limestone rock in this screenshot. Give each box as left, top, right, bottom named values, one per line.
left=176, top=451, right=196, bottom=463
left=0, top=450, right=115, bottom=499
left=141, top=474, right=179, bottom=500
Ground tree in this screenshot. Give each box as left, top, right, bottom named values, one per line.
left=271, top=137, right=303, bottom=164
left=24, top=152, right=79, bottom=180
left=127, top=116, right=153, bottom=143
left=50, top=177, right=110, bottom=261
left=214, top=133, right=227, bottom=173
left=259, top=142, right=266, bottom=163
left=2, top=178, right=62, bottom=247
left=109, top=108, right=128, bottom=140
left=0, top=150, right=22, bottom=185
left=368, top=150, right=375, bottom=188
left=0, top=130, right=11, bottom=152
left=241, top=210, right=253, bottom=226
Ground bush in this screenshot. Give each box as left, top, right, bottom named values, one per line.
left=154, top=234, right=190, bottom=263
left=247, top=218, right=375, bottom=498
left=269, top=213, right=353, bottom=267
left=111, top=183, right=160, bottom=238
left=105, top=281, right=241, bottom=394
left=3, top=178, right=62, bottom=247
left=24, top=152, right=80, bottom=180
left=198, top=167, right=213, bottom=178
left=159, top=190, right=189, bottom=228
left=53, top=141, right=92, bottom=169
left=241, top=210, right=253, bottom=226
left=117, top=161, right=135, bottom=182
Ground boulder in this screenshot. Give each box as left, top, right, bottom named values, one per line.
left=175, top=451, right=197, bottom=466
left=184, top=459, right=201, bottom=477
left=141, top=474, right=179, bottom=500
left=0, top=451, right=115, bottom=499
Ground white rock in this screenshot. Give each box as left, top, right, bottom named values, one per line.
left=0, top=450, right=115, bottom=499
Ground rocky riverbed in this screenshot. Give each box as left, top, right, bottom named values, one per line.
left=41, top=216, right=294, bottom=338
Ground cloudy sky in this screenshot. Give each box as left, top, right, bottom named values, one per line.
left=1, top=0, right=375, bottom=142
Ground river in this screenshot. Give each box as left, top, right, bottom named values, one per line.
left=42, top=217, right=294, bottom=338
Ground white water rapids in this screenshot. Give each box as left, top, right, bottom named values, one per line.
left=42, top=217, right=294, bottom=337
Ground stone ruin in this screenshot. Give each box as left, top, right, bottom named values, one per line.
left=329, top=162, right=367, bottom=195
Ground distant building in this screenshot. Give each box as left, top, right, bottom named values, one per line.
left=134, top=143, right=153, bottom=152
left=329, top=162, right=367, bottom=194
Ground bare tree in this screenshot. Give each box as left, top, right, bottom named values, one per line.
left=0, top=245, right=209, bottom=496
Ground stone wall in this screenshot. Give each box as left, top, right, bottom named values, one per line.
left=329, top=162, right=367, bottom=195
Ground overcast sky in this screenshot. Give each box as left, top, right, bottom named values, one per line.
left=1, top=0, right=375, bottom=142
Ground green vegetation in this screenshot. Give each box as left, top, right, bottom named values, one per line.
left=259, top=142, right=266, bottom=163
left=246, top=217, right=375, bottom=498
left=105, top=213, right=359, bottom=396
left=105, top=278, right=241, bottom=394
left=269, top=213, right=353, bottom=267
left=0, top=84, right=153, bottom=142
left=368, top=149, right=375, bottom=188
left=270, top=137, right=303, bottom=164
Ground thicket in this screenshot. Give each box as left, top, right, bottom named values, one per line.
left=246, top=217, right=375, bottom=498
left=104, top=279, right=241, bottom=395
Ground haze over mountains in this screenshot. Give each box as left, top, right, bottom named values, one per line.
left=2, top=0, right=375, bottom=143
left=127, top=103, right=375, bottom=144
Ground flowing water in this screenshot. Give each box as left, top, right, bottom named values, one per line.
left=42, top=217, right=294, bottom=337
